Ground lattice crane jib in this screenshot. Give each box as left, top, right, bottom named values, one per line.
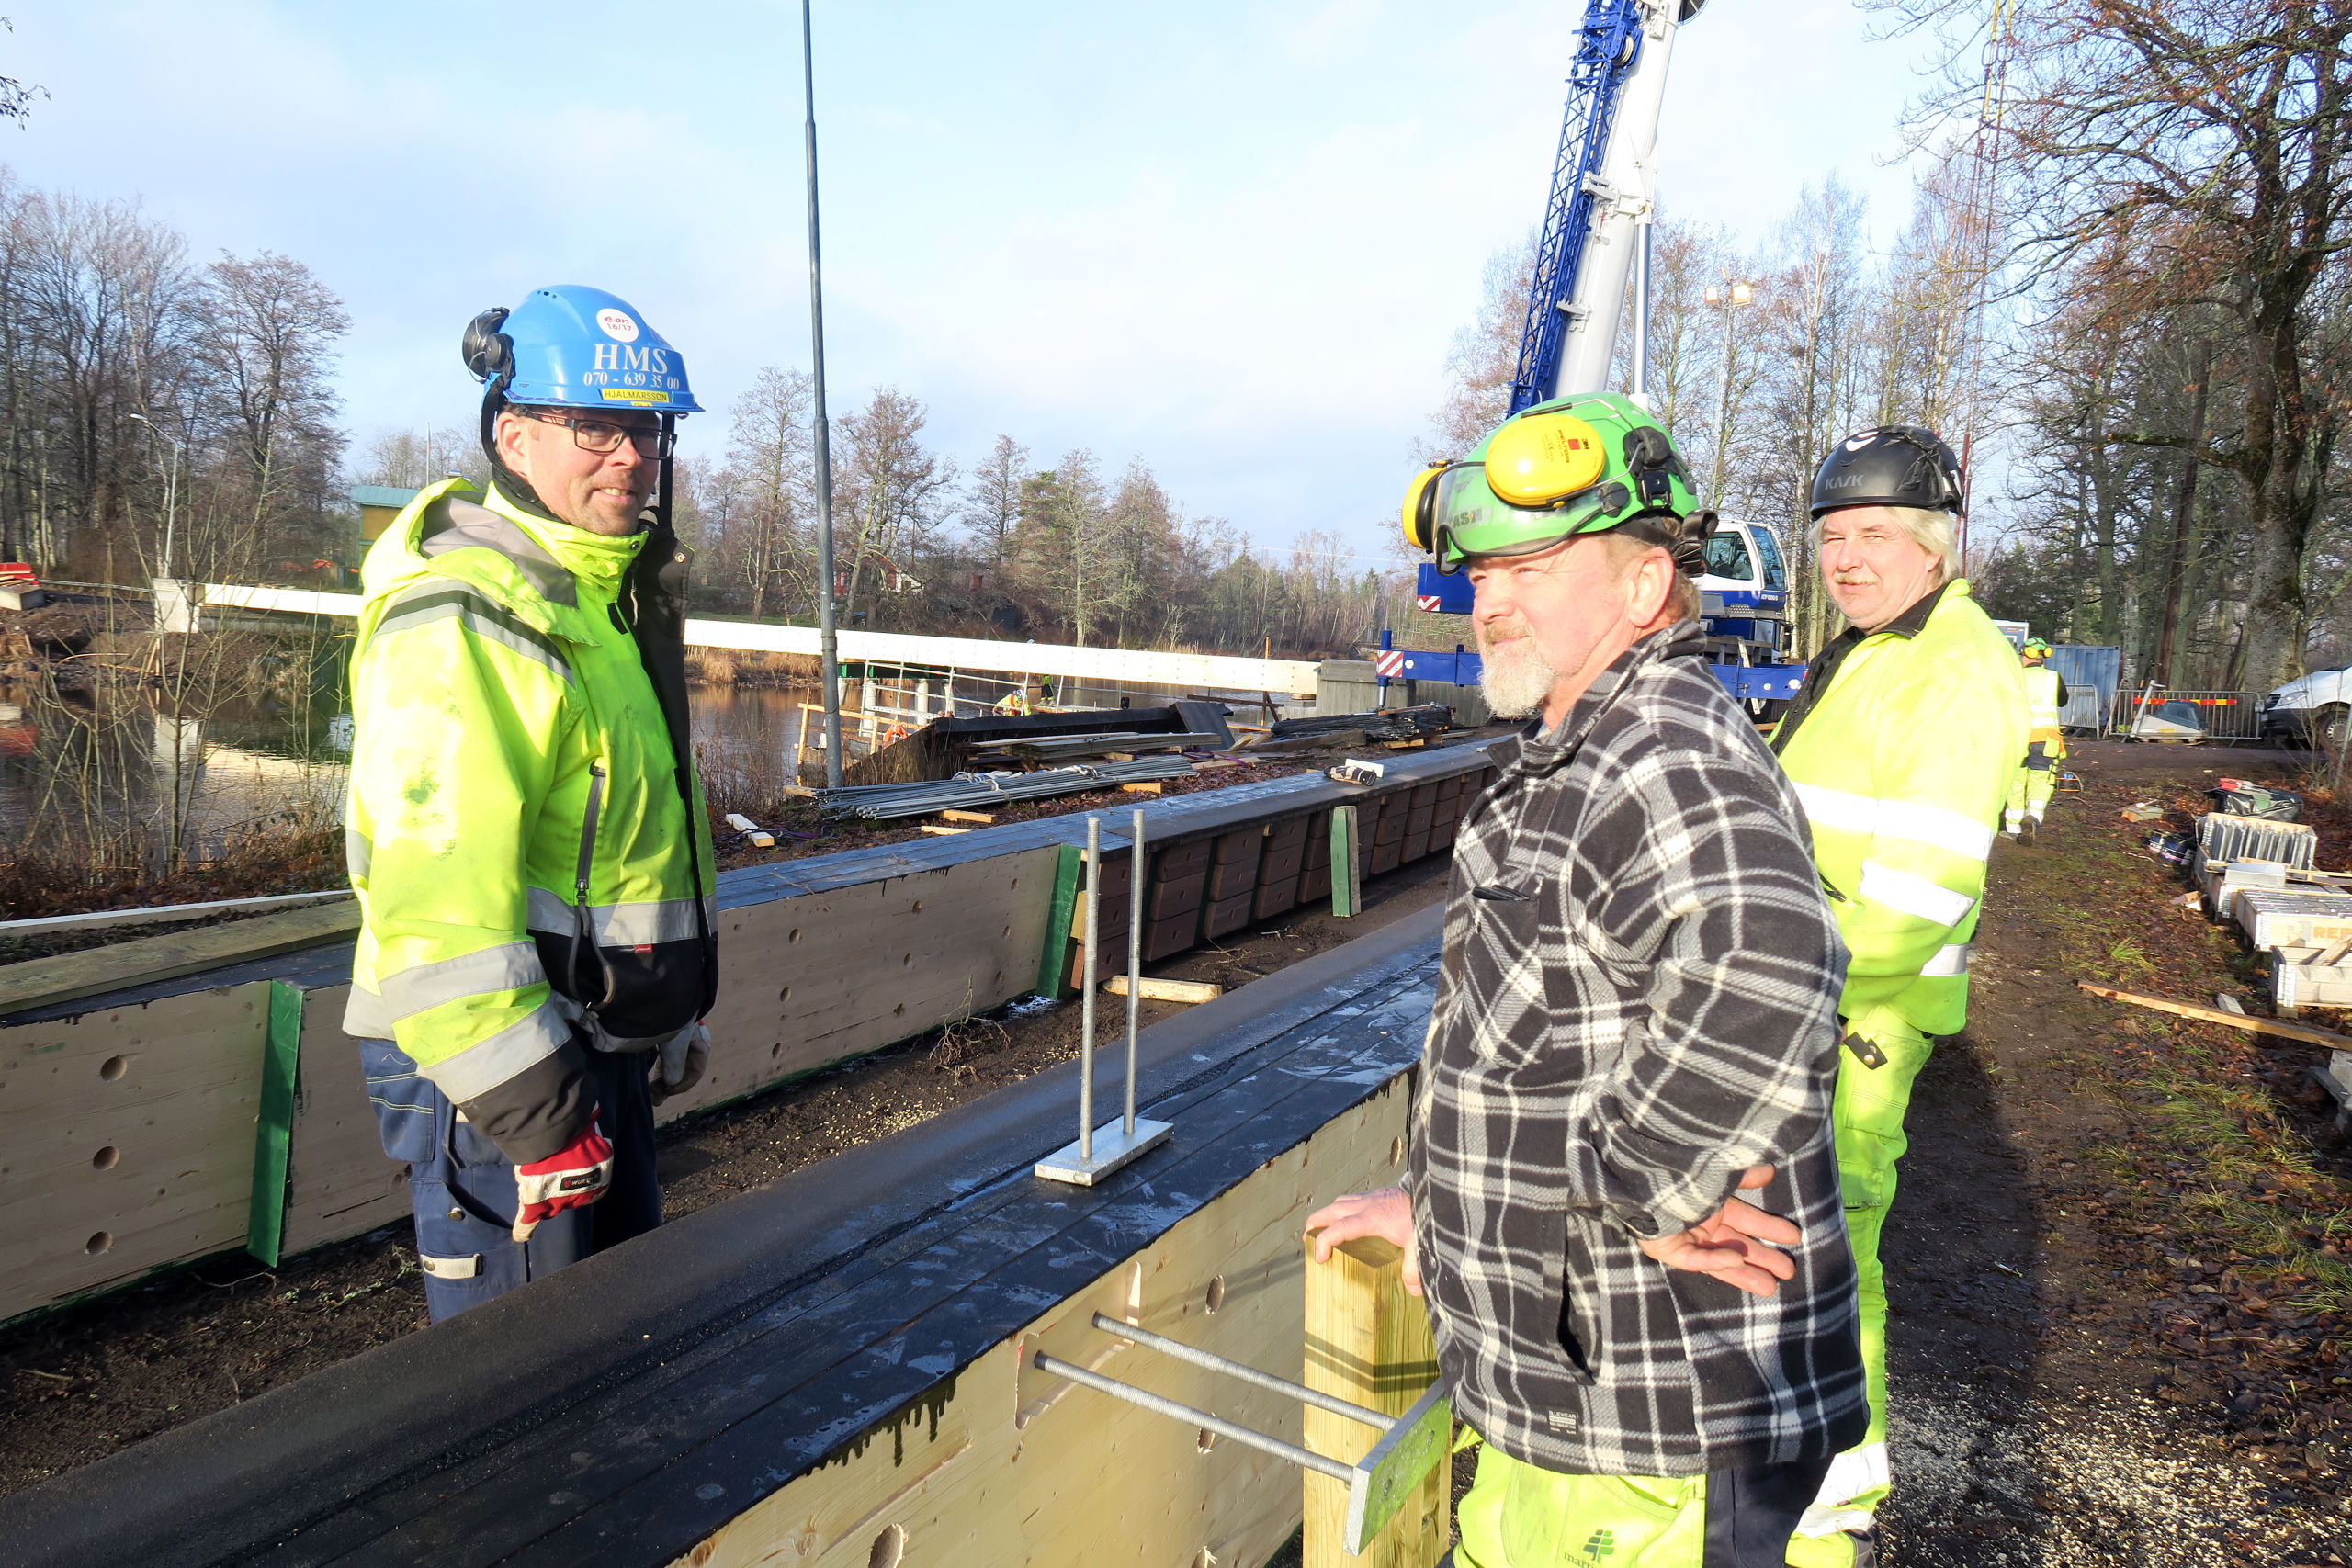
left=1509, top=0, right=1704, bottom=414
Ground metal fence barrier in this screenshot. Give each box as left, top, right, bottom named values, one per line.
left=2118, top=686, right=2266, bottom=742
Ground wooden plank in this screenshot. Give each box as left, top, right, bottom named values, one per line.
left=1102, top=976, right=1226, bottom=1004
left=0, top=900, right=360, bottom=1016
left=277, top=983, right=411, bottom=1258
left=917, top=825, right=970, bottom=835
left=941, top=810, right=997, bottom=824
left=0, top=888, right=353, bottom=937
left=1121, top=782, right=1164, bottom=795
left=2076, top=979, right=2352, bottom=1048
left=1303, top=1234, right=1446, bottom=1568
left=669, top=1073, right=1415, bottom=1568
left=0, top=984, right=271, bottom=1323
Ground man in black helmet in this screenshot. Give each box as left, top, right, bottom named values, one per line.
left=1768, top=426, right=2029, bottom=1565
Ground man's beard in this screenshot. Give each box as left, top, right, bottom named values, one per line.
left=1478, top=629, right=1559, bottom=719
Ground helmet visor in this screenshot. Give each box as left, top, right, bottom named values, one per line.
left=1428, top=463, right=1621, bottom=572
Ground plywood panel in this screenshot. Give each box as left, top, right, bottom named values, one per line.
left=671, top=1075, right=1417, bottom=1568
left=0, top=984, right=269, bottom=1322
left=668, top=845, right=1065, bottom=1115
left=278, top=983, right=413, bottom=1257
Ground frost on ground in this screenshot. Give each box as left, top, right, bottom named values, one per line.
left=1885, top=1371, right=2345, bottom=1566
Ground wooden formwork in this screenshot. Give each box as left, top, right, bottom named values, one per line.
left=0, top=912, right=1448, bottom=1568
left=0, top=745, right=1501, bottom=1326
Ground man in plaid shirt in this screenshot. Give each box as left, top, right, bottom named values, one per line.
left=1314, top=394, right=1866, bottom=1567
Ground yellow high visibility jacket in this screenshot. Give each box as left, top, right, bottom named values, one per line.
left=2023, top=665, right=2067, bottom=753
left=1772, top=581, right=2030, bottom=1034
left=342, top=478, right=716, bottom=1162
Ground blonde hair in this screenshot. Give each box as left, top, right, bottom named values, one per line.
left=1812, top=504, right=1956, bottom=581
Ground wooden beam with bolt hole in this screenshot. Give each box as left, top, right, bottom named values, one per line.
left=2077, top=979, right=2352, bottom=1049
left=1101, top=976, right=1225, bottom=1004
left=1121, top=782, right=1163, bottom=795
left=1304, top=1232, right=1447, bottom=1567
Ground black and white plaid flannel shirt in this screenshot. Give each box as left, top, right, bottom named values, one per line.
left=1410, top=623, right=1868, bottom=1476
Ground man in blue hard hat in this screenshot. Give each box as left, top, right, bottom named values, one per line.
left=340, top=285, right=719, bottom=1319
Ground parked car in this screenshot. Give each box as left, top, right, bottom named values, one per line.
left=2263, top=669, right=2352, bottom=747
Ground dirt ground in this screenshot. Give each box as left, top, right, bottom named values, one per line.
left=14, top=735, right=2352, bottom=1566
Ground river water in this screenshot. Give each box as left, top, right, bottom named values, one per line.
left=0, top=678, right=1308, bottom=871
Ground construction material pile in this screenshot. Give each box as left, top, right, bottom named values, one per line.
left=1261, top=705, right=1453, bottom=746
left=811, top=757, right=1197, bottom=821
left=2177, top=802, right=2352, bottom=1024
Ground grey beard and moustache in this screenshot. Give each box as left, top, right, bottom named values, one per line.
left=1478, top=619, right=1560, bottom=718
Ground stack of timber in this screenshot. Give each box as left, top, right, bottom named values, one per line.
left=0, top=913, right=1449, bottom=1568
left=811, top=757, right=1199, bottom=820
left=1250, top=705, right=1453, bottom=753
left=0, top=739, right=1500, bottom=1328
left=963, top=728, right=1225, bottom=764
left=844, top=700, right=1236, bottom=785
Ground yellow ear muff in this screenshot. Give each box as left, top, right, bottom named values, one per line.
left=1400, top=462, right=1448, bottom=553
left=1484, top=413, right=1608, bottom=509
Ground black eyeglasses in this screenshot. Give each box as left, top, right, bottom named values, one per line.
left=520, top=410, right=673, bottom=460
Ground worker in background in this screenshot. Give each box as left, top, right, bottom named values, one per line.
left=1310, top=394, right=1865, bottom=1568
left=1770, top=425, right=2030, bottom=1565
left=2007, top=637, right=2068, bottom=843
left=342, top=286, right=718, bottom=1321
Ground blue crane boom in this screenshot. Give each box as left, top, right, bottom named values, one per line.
left=1512, top=0, right=1702, bottom=410
left=1385, top=0, right=1810, bottom=712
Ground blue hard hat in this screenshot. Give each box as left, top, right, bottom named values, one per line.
left=461, top=284, right=702, bottom=416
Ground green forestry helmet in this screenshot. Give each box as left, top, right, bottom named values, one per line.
left=1400, top=392, right=1704, bottom=574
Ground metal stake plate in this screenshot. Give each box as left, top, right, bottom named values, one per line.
left=1342, top=1380, right=1453, bottom=1554
left=1032, top=1116, right=1172, bottom=1185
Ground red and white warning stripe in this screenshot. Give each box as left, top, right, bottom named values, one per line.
left=1374, top=650, right=1405, bottom=679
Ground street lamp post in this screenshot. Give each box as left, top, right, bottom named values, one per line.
left=1702, top=281, right=1754, bottom=505
left=127, top=412, right=183, bottom=580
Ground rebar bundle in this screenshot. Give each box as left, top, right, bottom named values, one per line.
left=812, top=758, right=1197, bottom=821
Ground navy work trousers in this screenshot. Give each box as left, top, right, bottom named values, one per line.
left=360, top=1038, right=662, bottom=1322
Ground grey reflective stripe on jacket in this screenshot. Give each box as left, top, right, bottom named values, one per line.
left=343, top=941, right=548, bottom=1039
left=371, top=580, right=575, bottom=684
left=421, top=498, right=579, bottom=607
left=526, top=886, right=717, bottom=946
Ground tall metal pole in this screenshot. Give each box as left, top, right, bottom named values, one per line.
left=801, top=0, right=844, bottom=788
left=1628, top=217, right=1652, bottom=411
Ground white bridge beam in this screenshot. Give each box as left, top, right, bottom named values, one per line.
left=195, top=582, right=1321, bottom=697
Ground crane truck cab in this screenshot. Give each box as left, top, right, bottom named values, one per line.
left=1694, top=515, right=1791, bottom=660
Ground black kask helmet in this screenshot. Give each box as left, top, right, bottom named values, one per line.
left=1809, top=425, right=1964, bottom=519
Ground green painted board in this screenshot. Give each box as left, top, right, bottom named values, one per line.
left=245, top=980, right=304, bottom=1267
left=1036, top=841, right=1085, bottom=998
left=1331, top=805, right=1361, bottom=919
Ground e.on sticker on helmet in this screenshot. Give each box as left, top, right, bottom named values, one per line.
left=601, top=388, right=666, bottom=404
left=596, top=308, right=640, bottom=342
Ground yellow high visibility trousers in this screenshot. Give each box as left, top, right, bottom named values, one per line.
left=1454, top=1441, right=1710, bottom=1568
left=1789, top=1006, right=1935, bottom=1562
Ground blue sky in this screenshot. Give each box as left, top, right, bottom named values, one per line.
left=5, top=2, right=1933, bottom=561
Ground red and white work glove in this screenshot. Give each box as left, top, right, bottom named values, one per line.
left=512, top=1123, right=614, bottom=1243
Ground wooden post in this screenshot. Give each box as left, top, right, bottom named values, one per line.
left=1303, top=1234, right=1446, bottom=1568
left=1331, top=805, right=1360, bottom=918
